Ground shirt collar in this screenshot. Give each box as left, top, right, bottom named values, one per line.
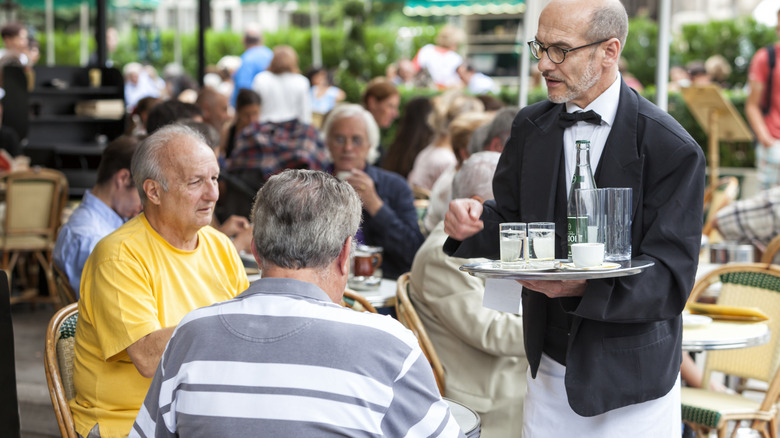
left=241, top=277, right=333, bottom=303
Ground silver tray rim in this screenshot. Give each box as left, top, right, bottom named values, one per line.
left=460, top=259, right=655, bottom=280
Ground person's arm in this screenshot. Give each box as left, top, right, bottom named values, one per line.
left=299, top=75, right=313, bottom=125
left=381, top=343, right=465, bottom=437
left=126, top=327, right=176, bottom=378
left=358, top=170, right=425, bottom=269
left=746, top=77, right=774, bottom=148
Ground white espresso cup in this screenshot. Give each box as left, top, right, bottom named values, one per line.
left=571, top=242, right=604, bottom=268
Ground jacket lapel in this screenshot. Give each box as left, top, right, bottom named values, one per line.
left=519, top=106, right=569, bottom=253
left=594, top=82, right=643, bottom=216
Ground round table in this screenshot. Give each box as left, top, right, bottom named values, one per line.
left=350, top=278, right=397, bottom=308
left=682, top=320, right=770, bottom=351
left=445, top=398, right=481, bottom=438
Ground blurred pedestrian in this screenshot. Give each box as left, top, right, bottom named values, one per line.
left=231, top=23, right=273, bottom=107
left=746, top=9, right=780, bottom=190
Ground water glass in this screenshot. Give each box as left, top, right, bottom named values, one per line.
left=575, top=188, right=606, bottom=245
left=499, top=223, right=527, bottom=263
left=528, top=222, right=556, bottom=261
left=605, top=188, right=632, bottom=261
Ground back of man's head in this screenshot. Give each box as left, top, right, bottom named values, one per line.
left=472, top=106, right=518, bottom=155
left=146, top=99, right=203, bottom=134
left=452, top=151, right=501, bottom=201
left=243, top=24, right=262, bottom=47
left=96, top=135, right=140, bottom=185
left=251, top=170, right=361, bottom=271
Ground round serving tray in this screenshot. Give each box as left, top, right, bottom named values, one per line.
left=460, top=259, right=655, bottom=281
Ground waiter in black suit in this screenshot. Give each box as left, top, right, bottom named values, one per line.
left=444, top=0, right=705, bottom=435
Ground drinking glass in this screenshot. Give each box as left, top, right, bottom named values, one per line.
left=528, top=222, right=556, bottom=261
left=605, top=188, right=632, bottom=261
left=575, top=188, right=606, bottom=246
left=499, top=223, right=527, bottom=264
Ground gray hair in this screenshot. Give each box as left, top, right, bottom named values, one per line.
left=471, top=106, right=519, bottom=155
left=466, top=123, right=491, bottom=156
left=321, top=103, right=381, bottom=164
left=251, top=169, right=362, bottom=271
left=586, top=1, right=629, bottom=52
left=452, top=151, right=501, bottom=201
left=131, top=123, right=208, bottom=204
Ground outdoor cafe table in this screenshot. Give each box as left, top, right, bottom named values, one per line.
left=351, top=278, right=397, bottom=309
left=682, top=319, right=770, bottom=351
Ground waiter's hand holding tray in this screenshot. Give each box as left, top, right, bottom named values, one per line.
left=686, top=302, right=770, bottom=322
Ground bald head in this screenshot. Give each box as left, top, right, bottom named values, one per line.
left=536, top=0, right=626, bottom=107
left=543, top=0, right=628, bottom=52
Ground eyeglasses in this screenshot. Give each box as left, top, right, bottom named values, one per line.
left=527, top=39, right=609, bottom=64
left=331, top=135, right=366, bottom=149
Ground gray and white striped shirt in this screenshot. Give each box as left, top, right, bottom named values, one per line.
left=130, top=277, right=464, bottom=437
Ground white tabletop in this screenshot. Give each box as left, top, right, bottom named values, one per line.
left=682, top=320, right=770, bottom=351
left=351, top=278, right=397, bottom=308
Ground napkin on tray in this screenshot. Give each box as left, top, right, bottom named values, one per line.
left=686, top=302, right=769, bottom=322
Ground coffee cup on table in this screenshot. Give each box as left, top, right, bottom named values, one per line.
left=571, top=242, right=604, bottom=268
left=353, top=251, right=382, bottom=277
left=349, top=245, right=384, bottom=290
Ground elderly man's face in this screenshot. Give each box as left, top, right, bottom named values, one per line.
left=327, top=114, right=370, bottom=173
left=159, top=139, right=220, bottom=234
left=536, top=2, right=604, bottom=107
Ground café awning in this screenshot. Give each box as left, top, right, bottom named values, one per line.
left=403, top=0, right=525, bottom=17
left=21, top=0, right=159, bottom=9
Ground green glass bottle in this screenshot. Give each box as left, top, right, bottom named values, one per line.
left=566, top=140, right=597, bottom=258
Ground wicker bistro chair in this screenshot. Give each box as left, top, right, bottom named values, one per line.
left=342, top=289, right=378, bottom=313
left=395, top=272, right=446, bottom=396
left=53, top=263, right=77, bottom=307
left=1, top=168, right=69, bottom=305
left=702, top=176, right=739, bottom=238
left=682, top=263, right=780, bottom=438
left=44, top=303, right=78, bottom=438
left=761, top=235, right=780, bottom=265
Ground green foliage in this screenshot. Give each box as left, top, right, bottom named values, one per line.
left=675, top=16, right=775, bottom=88
left=621, top=15, right=776, bottom=90
left=622, top=16, right=659, bottom=87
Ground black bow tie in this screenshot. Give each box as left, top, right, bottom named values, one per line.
left=558, top=110, right=602, bottom=128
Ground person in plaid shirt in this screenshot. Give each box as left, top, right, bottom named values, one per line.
left=715, top=186, right=780, bottom=256
left=222, top=118, right=328, bottom=218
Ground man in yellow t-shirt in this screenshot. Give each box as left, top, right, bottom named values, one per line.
left=70, top=124, right=249, bottom=438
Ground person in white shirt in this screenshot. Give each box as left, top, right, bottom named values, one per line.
left=252, top=45, right=312, bottom=125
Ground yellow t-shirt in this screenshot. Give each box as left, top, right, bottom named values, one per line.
left=70, top=213, right=249, bottom=438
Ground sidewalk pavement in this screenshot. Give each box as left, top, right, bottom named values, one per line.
left=13, top=304, right=60, bottom=438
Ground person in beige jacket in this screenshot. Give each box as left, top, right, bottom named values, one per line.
left=409, top=151, right=526, bottom=437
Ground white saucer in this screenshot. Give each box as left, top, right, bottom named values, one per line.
left=558, top=262, right=621, bottom=271
left=683, top=314, right=713, bottom=328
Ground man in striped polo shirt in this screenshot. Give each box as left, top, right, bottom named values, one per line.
left=130, top=169, right=464, bottom=437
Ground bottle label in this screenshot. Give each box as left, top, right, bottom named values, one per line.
left=566, top=216, right=588, bottom=258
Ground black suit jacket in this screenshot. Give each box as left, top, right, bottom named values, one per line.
left=445, top=81, right=706, bottom=416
